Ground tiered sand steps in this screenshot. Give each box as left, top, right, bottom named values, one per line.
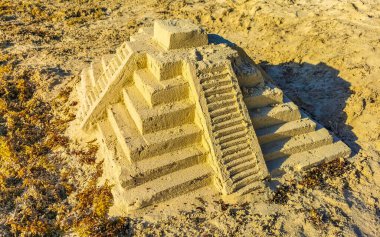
left=243, top=83, right=351, bottom=175
left=97, top=66, right=213, bottom=210
left=76, top=19, right=353, bottom=212
left=197, top=65, right=265, bottom=195
left=77, top=42, right=131, bottom=121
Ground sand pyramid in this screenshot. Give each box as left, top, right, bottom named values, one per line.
left=76, top=19, right=351, bottom=212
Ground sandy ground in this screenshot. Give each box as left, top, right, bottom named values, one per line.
left=1, top=0, right=380, bottom=236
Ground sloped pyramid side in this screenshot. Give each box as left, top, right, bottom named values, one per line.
left=182, top=59, right=269, bottom=195
left=74, top=19, right=351, bottom=213
left=240, top=67, right=351, bottom=176
left=95, top=53, right=215, bottom=211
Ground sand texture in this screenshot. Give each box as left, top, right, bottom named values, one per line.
left=0, top=0, right=379, bottom=236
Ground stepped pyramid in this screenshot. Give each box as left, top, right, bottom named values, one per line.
left=76, top=19, right=351, bottom=212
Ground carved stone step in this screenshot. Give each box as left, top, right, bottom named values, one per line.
left=262, top=128, right=333, bottom=161
left=228, top=160, right=256, bottom=175
left=200, top=75, right=231, bottom=89
left=243, top=83, right=284, bottom=109
left=134, top=69, right=188, bottom=106
left=208, top=98, right=236, bottom=111
left=267, top=141, right=351, bottom=176
left=232, top=170, right=262, bottom=192
left=256, top=118, right=317, bottom=144
left=141, top=123, right=202, bottom=160
left=124, top=164, right=213, bottom=210
left=211, top=110, right=240, bottom=124
left=250, top=102, right=301, bottom=129
left=223, top=147, right=251, bottom=164
left=123, top=146, right=207, bottom=189
left=213, top=117, right=244, bottom=133
left=123, top=86, right=194, bottom=134
left=233, top=180, right=265, bottom=195
left=206, top=93, right=235, bottom=104
left=204, top=84, right=233, bottom=97
left=107, top=103, right=146, bottom=161
left=107, top=103, right=201, bottom=160
left=215, top=124, right=246, bottom=138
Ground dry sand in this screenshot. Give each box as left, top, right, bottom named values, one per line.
left=1, top=0, right=380, bottom=236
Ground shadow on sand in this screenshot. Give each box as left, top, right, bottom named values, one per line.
left=208, top=33, right=360, bottom=153
left=260, top=61, right=359, bottom=153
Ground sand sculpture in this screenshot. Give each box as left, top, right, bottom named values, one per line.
left=75, top=19, right=351, bottom=212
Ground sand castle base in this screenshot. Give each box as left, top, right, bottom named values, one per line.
left=74, top=19, right=350, bottom=214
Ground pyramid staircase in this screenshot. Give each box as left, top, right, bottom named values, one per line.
left=96, top=65, right=214, bottom=210
left=77, top=42, right=131, bottom=124
left=242, top=82, right=351, bottom=175
left=74, top=19, right=351, bottom=213
left=192, top=63, right=268, bottom=195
